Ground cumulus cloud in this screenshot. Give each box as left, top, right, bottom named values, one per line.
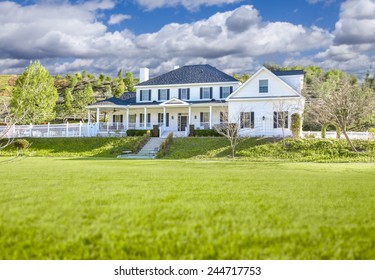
left=334, top=0, right=375, bottom=45
left=135, top=0, right=244, bottom=11
left=108, top=14, right=132, bottom=25
left=1, top=1, right=367, bottom=78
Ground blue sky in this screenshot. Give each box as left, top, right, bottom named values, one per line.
left=0, top=0, right=374, bottom=78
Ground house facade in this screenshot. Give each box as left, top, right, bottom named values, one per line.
left=87, top=65, right=304, bottom=137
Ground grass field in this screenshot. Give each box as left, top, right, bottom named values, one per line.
left=0, top=137, right=143, bottom=157
left=166, top=137, right=375, bottom=162
left=1, top=157, right=374, bottom=259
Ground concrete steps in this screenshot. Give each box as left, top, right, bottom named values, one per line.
left=117, top=137, right=164, bottom=159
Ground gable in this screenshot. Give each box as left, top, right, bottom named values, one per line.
left=160, top=98, right=189, bottom=106
left=227, top=67, right=301, bottom=100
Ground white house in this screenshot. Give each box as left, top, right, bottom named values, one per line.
left=87, top=65, right=304, bottom=137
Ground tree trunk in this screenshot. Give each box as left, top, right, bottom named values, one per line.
left=342, top=129, right=357, bottom=152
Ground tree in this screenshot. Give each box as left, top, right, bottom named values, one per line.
left=10, top=61, right=58, bottom=124
left=113, top=69, right=125, bottom=98
left=73, top=83, right=95, bottom=121
left=62, top=88, right=74, bottom=121
left=311, top=74, right=374, bottom=152
left=124, top=71, right=136, bottom=92
left=213, top=110, right=242, bottom=158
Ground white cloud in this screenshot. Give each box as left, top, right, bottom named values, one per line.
left=0, top=1, right=372, bottom=78
left=135, top=0, right=244, bottom=11
left=108, top=14, right=132, bottom=25
left=334, top=0, right=375, bottom=44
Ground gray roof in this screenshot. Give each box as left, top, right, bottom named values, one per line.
left=272, top=70, right=305, bottom=76
left=93, top=92, right=136, bottom=106
left=137, top=64, right=238, bottom=86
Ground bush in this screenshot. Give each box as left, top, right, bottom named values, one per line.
left=133, top=134, right=150, bottom=153
left=368, top=128, right=375, bottom=133
left=194, top=129, right=222, bottom=137
left=156, top=133, right=173, bottom=158
left=189, top=124, right=195, bottom=137
left=13, top=139, right=30, bottom=150
left=126, top=129, right=151, bottom=136
left=291, top=113, right=301, bottom=138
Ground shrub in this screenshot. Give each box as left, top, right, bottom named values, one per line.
left=156, top=133, right=173, bottom=158
left=189, top=124, right=195, bottom=137
left=13, top=139, right=30, bottom=150
left=126, top=129, right=151, bottom=136
left=132, top=134, right=150, bottom=153
left=291, top=113, right=301, bottom=138
left=368, top=127, right=375, bottom=133
left=194, top=129, right=222, bottom=137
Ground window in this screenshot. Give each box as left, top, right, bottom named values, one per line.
left=140, top=90, right=151, bottom=101
left=200, top=87, right=212, bottom=99
left=259, top=80, right=268, bottom=93
left=200, top=112, right=209, bottom=129
left=139, top=113, right=150, bottom=125
left=112, top=115, right=123, bottom=123
left=240, top=112, right=255, bottom=129
left=273, top=111, right=288, bottom=128
left=129, top=114, right=136, bottom=124
left=158, top=89, right=169, bottom=101
left=220, top=86, right=233, bottom=99
left=179, top=88, right=190, bottom=100
left=158, top=113, right=164, bottom=125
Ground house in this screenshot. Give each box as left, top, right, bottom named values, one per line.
left=86, top=65, right=305, bottom=137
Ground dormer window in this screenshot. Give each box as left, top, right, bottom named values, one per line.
left=259, top=80, right=268, bottom=93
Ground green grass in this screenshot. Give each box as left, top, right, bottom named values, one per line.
left=166, top=138, right=375, bottom=162
left=0, top=158, right=374, bottom=259
left=0, top=137, right=143, bottom=157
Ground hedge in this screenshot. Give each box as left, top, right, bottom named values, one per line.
left=194, top=129, right=222, bottom=137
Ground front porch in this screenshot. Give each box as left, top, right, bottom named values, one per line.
left=87, top=102, right=226, bottom=137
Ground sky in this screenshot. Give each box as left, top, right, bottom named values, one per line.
left=0, top=0, right=374, bottom=78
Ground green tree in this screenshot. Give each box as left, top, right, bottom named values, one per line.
left=10, top=61, right=58, bottom=124
left=124, top=71, right=136, bottom=92
left=73, top=83, right=95, bottom=121
left=113, top=69, right=125, bottom=98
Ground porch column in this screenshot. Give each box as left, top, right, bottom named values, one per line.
left=209, top=105, right=213, bottom=129
left=144, top=107, right=147, bottom=129
left=163, top=107, right=166, bottom=130
left=96, top=108, right=100, bottom=123
left=188, top=106, right=192, bottom=125
left=88, top=110, right=91, bottom=124
left=125, top=108, right=129, bottom=130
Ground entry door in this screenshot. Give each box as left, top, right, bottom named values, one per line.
left=178, top=116, right=188, bottom=131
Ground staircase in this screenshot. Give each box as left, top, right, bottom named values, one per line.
left=117, top=137, right=164, bottom=159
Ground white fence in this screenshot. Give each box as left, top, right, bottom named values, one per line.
left=302, top=131, right=374, bottom=140
left=0, top=122, right=98, bottom=138
left=1, top=122, right=374, bottom=140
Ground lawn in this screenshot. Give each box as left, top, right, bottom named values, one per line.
left=1, top=157, right=374, bottom=259
left=0, top=137, right=143, bottom=157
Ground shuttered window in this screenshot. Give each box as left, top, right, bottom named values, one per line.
left=273, top=111, right=288, bottom=128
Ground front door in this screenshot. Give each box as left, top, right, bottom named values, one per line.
left=178, top=116, right=188, bottom=131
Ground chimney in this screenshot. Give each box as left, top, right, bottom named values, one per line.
left=139, top=67, right=149, bottom=83
left=174, top=65, right=180, bottom=70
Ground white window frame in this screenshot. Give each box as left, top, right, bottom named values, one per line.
left=159, top=89, right=168, bottom=101
left=180, top=88, right=189, bottom=100
left=259, top=80, right=268, bottom=93
left=221, top=87, right=231, bottom=99
left=202, top=87, right=211, bottom=99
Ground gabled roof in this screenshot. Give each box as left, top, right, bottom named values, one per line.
left=160, top=98, right=189, bottom=106
left=137, top=64, right=238, bottom=86
left=226, top=67, right=302, bottom=101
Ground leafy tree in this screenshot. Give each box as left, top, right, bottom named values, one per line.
left=73, top=83, right=95, bottom=121
left=124, top=71, right=136, bottom=92
left=10, top=61, right=58, bottom=124
left=113, top=69, right=125, bottom=98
